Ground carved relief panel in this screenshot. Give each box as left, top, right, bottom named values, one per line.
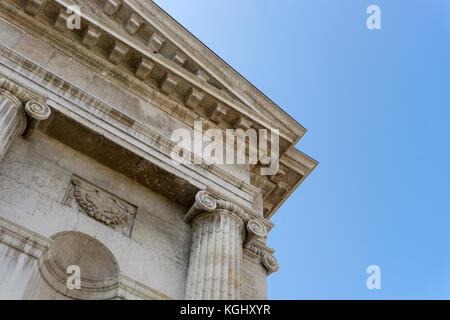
left=63, top=175, right=137, bottom=237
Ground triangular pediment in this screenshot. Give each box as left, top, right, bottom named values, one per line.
left=68, top=0, right=306, bottom=145
left=3, top=0, right=317, bottom=219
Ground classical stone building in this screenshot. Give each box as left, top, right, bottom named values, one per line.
left=0, top=0, right=317, bottom=300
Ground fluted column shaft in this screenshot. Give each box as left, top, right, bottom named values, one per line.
left=0, top=89, right=27, bottom=162
left=185, top=210, right=244, bottom=300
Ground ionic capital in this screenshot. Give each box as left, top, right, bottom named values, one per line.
left=185, top=190, right=250, bottom=224
left=0, top=77, right=34, bottom=103
left=23, top=100, right=52, bottom=137
left=244, top=241, right=280, bottom=276
left=0, top=76, right=51, bottom=138
left=24, top=100, right=51, bottom=120
left=244, top=219, right=268, bottom=248
left=261, top=254, right=280, bottom=276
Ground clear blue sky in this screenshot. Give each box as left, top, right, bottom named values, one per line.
left=153, top=0, right=450, bottom=299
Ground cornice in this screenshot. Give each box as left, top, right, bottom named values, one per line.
left=268, top=149, right=318, bottom=219
left=118, top=274, right=171, bottom=300
left=0, top=216, right=54, bottom=260
left=127, top=0, right=306, bottom=141
left=0, top=43, right=260, bottom=209
left=126, top=0, right=305, bottom=139
left=17, top=0, right=297, bottom=145
left=0, top=75, right=40, bottom=103
left=0, top=0, right=318, bottom=220
left=281, top=148, right=318, bottom=176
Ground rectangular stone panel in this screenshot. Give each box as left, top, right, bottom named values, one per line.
left=62, top=174, right=137, bottom=237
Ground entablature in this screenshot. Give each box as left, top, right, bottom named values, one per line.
left=0, top=0, right=318, bottom=221
left=0, top=43, right=265, bottom=215
left=4, top=0, right=296, bottom=148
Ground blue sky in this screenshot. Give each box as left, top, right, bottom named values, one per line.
left=153, top=0, right=450, bottom=299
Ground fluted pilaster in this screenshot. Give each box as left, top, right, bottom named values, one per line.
left=0, top=89, right=27, bottom=161
left=186, top=210, right=243, bottom=300
left=0, top=82, right=51, bottom=162
left=184, top=191, right=272, bottom=300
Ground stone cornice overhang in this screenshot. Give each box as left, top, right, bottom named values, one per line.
left=272, top=149, right=318, bottom=218
left=128, top=0, right=307, bottom=142
left=54, top=0, right=297, bottom=145
left=0, top=0, right=318, bottom=220
left=0, top=43, right=274, bottom=229
left=110, top=0, right=319, bottom=218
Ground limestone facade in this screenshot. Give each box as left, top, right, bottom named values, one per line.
left=0, top=0, right=317, bottom=300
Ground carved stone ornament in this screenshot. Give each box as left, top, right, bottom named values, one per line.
left=64, top=176, right=137, bottom=236
left=216, top=199, right=249, bottom=222
left=261, top=254, right=280, bottom=276
left=185, top=190, right=250, bottom=223
left=24, top=100, right=51, bottom=120
left=247, top=219, right=268, bottom=238
left=194, top=190, right=217, bottom=212
left=0, top=76, right=34, bottom=102
left=244, top=218, right=268, bottom=248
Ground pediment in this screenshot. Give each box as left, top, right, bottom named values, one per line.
left=65, top=0, right=306, bottom=145
left=1, top=0, right=318, bottom=219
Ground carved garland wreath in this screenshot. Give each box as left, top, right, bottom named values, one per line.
left=72, top=179, right=129, bottom=227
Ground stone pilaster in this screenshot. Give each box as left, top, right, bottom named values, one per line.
left=184, top=191, right=271, bottom=300
left=186, top=209, right=243, bottom=300
left=184, top=191, right=246, bottom=300
left=0, top=89, right=27, bottom=161
left=0, top=80, right=51, bottom=162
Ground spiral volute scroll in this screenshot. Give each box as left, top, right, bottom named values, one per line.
left=247, top=219, right=268, bottom=238
left=24, top=101, right=51, bottom=121
left=195, top=190, right=217, bottom=212
left=262, top=254, right=280, bottom=275
left=185, top=190, right=251, bottom=224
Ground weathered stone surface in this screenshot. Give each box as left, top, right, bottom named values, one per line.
left=0, top=242, right=41, bottom=299
left=24, top=0, right=46, bottom=17
left=0, top=0, right=318, bottom=301
left=173, top=51, right=187, bottom=66
left=208, top=102, right=229, bottom=124
left=109, top=41, right=129, bottom=65
left=46, top=51, right=95, bottom=89
left=135, top=57, right=155, bottom=80
left=184, top=87, right=205, bottom=109
left=82, top=26, right=102, bottom=48
left=243, top=255, right=268, bottom=300
left=104, top=0, right=122, bottom=16
left=148, top=32, right=165, bottom=52
left=234, top=116, right=253, bottom=131
left=13, top=34, right=56, bottom=66
left=40, top=110, right=199, bottom=208
left=125, top=13, right=144, bottom=35
left=0, top=17, right=24, bottom=48
left=0, top=89, right=27, bottom=161
left=195, top=69, right=210, bottom=82
left=0, top=135, right=191, bottom=299
left=184, top=191, right=271, bottom=300
left=185, top=211, right=243, bottom=300
left=160, top=73, right=178, bottom=95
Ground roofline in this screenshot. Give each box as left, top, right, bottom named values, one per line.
left=143, top=0, right=307, bottom=142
